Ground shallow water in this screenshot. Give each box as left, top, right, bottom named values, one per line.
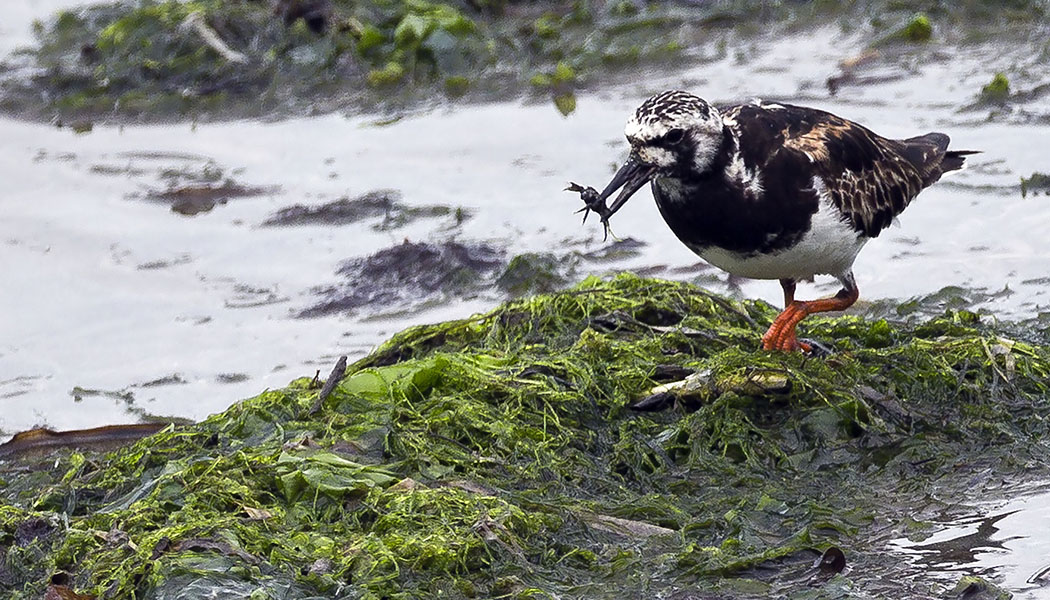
left=889, top=488, right=1050, bottom=597
left=2, top=11, right=1049, bottom=434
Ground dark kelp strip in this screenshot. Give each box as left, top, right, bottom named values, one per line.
left=0, top=424, right=170, bottom=460
left=1, top=274, right=1046, bottom=598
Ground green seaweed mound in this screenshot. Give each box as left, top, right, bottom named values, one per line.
left=980, top=72, right=1011, bottom=103
left=2, top=274, right=1048, bottom=598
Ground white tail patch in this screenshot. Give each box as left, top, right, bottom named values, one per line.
left=940, top=160, right=968, bottom=177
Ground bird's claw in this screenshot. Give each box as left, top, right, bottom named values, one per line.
left=567, top=182, right=613, bottom=241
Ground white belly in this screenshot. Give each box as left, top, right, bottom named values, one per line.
left=689, top=198, right=868, bottom=280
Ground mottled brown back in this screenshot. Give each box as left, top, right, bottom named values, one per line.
left=724, top=103, right=975, bottom=238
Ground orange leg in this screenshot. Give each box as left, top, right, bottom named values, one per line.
left=761, top=274, right=859, bottom=352
left=779, top=278, right=796, bottom=307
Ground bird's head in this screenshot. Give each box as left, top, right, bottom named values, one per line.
left=625, top=90, right=724, bottom=173
left=584, top=91, right=724, bottom=224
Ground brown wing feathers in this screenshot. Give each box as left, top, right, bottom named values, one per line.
left=724, top=103, right=974, bottom=239
left=738, top=104, right=972, bottom=238
left=818, top=127, right=924, bottom=237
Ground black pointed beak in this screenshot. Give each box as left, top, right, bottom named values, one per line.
left=599, top=155, right=658, bottom=218
left=568, top=155, right=657, bottom=240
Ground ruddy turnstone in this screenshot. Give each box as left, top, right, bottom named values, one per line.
left=570, top=90, right=976, bottom=352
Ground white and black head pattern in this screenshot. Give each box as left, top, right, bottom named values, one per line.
left=624, top=90, right=725, bottom=174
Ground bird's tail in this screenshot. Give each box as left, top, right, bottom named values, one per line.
left=940, top=149, right=980, bottom=174
left=899, top=133, right=979, bottom=184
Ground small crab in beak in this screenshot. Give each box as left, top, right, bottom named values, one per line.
left=567, top=155, right=658, bottom=240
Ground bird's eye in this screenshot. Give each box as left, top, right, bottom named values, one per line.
left=664, top=128, right=685, bottom=144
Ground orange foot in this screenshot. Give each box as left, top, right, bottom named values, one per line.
left=761, top=302, right=813, bottom=352
left=760, top=279, right=860, bottom=353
